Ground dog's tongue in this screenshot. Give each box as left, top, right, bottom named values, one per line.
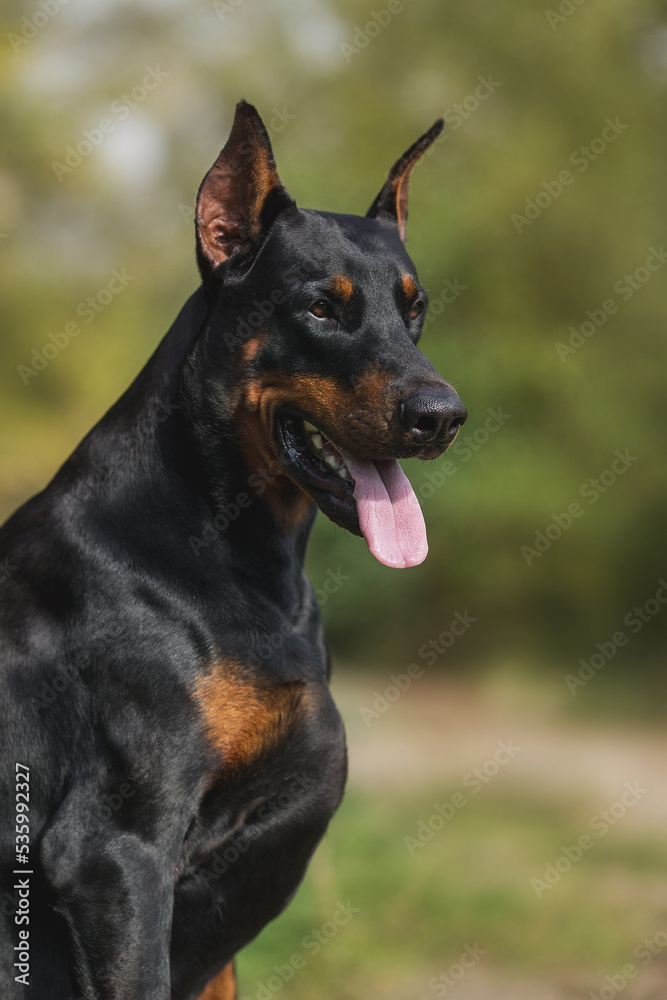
left=340, top=452, right=428, bottom=568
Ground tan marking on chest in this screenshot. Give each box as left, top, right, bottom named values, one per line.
left=194, top=660, right=304, bottom=773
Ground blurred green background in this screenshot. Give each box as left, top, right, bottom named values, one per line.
left=1, top=0, right=666, bottom=996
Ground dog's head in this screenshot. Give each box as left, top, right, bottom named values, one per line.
left=190, top=101, right=466, bottom=568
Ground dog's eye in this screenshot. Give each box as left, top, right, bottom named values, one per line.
left=309, top=300, right=334, bottom=320
left=409, top=301, right=424, bottom=321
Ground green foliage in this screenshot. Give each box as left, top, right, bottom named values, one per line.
left=1, top=0, right=665, bottom=686
left=237, top=787, right=667, bottom=998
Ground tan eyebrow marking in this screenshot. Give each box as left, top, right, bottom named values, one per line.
left=328, top=275, right=354, bottom=302
left=195, top=960, right=237, bottom=999
left=401, top=273, right=419, bottom=300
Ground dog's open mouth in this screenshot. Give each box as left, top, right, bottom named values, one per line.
left=276, top=413, right=428, bottom=569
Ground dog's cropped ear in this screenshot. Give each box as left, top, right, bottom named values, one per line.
left=196, top=100, right=296, bottom=276
left=366, top=119, right=444, bottom=243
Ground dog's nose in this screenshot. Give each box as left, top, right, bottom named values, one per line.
left=400, top=389, right=467, bottom=446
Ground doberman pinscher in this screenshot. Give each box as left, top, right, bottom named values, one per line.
left=0, top=101, right=466, bottom=999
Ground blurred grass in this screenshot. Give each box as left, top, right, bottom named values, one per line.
left=2, top=0, right=667, bottom=683
left=237, top=787, right=667, bottom=998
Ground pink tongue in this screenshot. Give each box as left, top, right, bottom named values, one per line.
left=340, top=452, right=428, bottom=568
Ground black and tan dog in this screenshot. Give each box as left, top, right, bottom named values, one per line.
left=0, top=102, right=466, bottom=999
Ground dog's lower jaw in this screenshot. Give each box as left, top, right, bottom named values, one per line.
left=307, top=488, right=363, bottom=537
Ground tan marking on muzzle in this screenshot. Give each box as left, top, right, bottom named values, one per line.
left=233, top=366, right=394, bottom=527
left=239, top=332, right=267, bottom=366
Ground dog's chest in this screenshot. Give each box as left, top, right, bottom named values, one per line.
left=193, top=659, right=310, bottom=773
left=169, top=659, right=346, bottom=998
left=184, top=658, right=347, bottom=868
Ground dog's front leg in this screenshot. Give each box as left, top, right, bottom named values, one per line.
left=41, top=813, right=176, bottom=1000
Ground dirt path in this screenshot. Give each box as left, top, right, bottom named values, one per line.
left=328, top=673, right=667, bottom=998
left=332, top=673, right=667, bottom=834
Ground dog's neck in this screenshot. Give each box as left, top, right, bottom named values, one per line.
left=58, top=286, right=315, bottom=612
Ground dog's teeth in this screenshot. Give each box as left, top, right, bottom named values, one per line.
left=302, top=420, right=349, bottom=477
